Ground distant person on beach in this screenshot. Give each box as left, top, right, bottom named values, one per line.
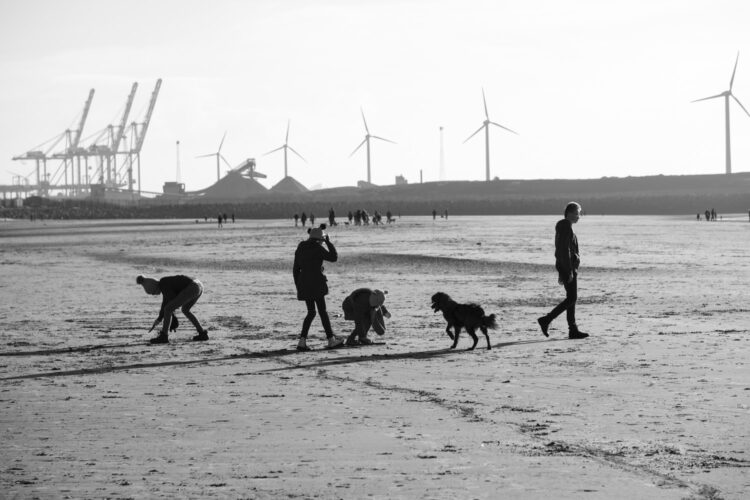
left=293, top=225, right=344, bottom=351
left=705, top=209, right=711, bottom=222
left=328, top=207, right=336, bottom=226
left=348, top=211, right=353, bottom=224
left=342, top=288, right=391, bottom=346
left=294, top=213, right=299, bottom=227
left=136, top=275, right=209, bottom=344
left=217, top=214, right=223, bottom=228
left=301, top=212, right=307, bottom=227
left=310, top=213, right=315, bottom=225
left=537, top=202, right=589, bottom=340
left=432, top=209, right=437, bottom=220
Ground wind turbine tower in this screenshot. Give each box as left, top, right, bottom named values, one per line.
left=464, top=88, right=518, bottom=181
left=692, top=52, right=750, bottom=175
left=350, top=108, right=395, bottom=184
left=264, top=120, right=306, bottom=178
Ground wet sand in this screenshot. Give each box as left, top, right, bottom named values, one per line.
left=1, top=216, right=748, bottom=498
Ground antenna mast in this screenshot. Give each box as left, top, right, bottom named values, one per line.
left=176, top=140, right=181, bottom=183
left=439, top=126, right=445, bottom=181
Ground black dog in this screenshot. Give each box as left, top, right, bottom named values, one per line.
left=431, top=292, right=497, bottom=350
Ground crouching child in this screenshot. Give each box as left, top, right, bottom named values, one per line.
left=342, top=288, right=391, bottom=346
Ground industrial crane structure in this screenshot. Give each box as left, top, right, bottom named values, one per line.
left=6, top=79, right=161, bottom=200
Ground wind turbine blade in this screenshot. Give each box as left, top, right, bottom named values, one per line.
left=263, top=145, right=285, bottom=156
left=220, top=154, right=233, bottom=169
left=195, top=153, right=216, bottom=159
left=360, top=108, right=370, bottom=134
left=285, top=120, right=290, bottom=144
left=730, top=51, right=740, bottom=91
left=350, top=138, right=367, bottom=157
left=463, top=124, right=485, bottom=143
left=732, top=94, right=750, bottom=117
left=371, top=135, right=396, bottom=144
left=288, top=145, right=307, bottom=163
left=691, top=93, right=724, bottom=103
left=490, top=121, right=519, bottom=135
left=218, top=131, right=227, bottom=152
left=482, top=88, right=489, bottom=120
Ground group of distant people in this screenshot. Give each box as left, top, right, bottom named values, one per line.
left=697, top=208, right=720, bottom=221
left=292, top=208, right=398, bottom=227
left=432, top=209, right=449, bottom=220
left=138, top=201, right=589, bottom=347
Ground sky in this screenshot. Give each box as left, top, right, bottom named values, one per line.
left=1, top=0, right=749, bottom=194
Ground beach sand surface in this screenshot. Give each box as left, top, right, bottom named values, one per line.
left=1, top=215, right=748, bottom=499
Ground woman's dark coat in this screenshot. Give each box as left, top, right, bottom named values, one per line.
left=293, top=238, right=337, bottom=300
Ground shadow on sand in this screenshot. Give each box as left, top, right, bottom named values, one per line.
left=254, top=338, right=566, bottom=373
left=0, top=341, right=145, bottom=357
left=1, top=337, right=565, bottom=381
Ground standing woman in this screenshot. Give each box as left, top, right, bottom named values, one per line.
left=293, top=225, right=344, bottom=351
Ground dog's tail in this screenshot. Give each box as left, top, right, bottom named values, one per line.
left=483, top=313, right=498, bottom=330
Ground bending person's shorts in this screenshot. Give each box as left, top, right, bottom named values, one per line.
left=166, top=280, right=203, bottom=312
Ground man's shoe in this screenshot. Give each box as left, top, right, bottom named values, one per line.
left=297, top=338, right=311, bottom=351
left=192, top=331, right=209, bottom=341
left=537, top=316, right=550, bottom=337
left=568, top=329, right=589, bottom=339
left=358, top=337, right=373, bottom=345
left=327, top=335, right=344, bottom=348
left=345, top=336, right=360, bottom=346
left=149, top=334, right=169, bottom=344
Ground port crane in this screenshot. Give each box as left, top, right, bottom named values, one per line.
left=7, top=79, right=161, bottom=199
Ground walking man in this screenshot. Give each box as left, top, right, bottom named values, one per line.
left=537, top=202, right=589, bottom=340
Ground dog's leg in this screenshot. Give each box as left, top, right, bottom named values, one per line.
left=450, top=325, right=461, bottom=349
left=445, top=324, right=454, bottom=340
left=481, top=326, right=491, bottom=350
left=467, top=327, right=478, bottom=350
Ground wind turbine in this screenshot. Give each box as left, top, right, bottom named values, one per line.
left=464, top=88, right=518, bottom=181
left=350, top=108, right=395, bottom=184
left=692, top=52, right=750, bottom=175
left=263, top=120, right=306, bottom=178
left=196, top=131, right=232, bottom=182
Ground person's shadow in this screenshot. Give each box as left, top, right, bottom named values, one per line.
left=1, top=338, right=564, bottom=381
left=259, top=337, right=564, bottom=373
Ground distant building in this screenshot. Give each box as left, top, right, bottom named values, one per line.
left=90, top=184, right=106, bottom=201
left=395, top=175, right=408, bottom=185
left=163, top=182, right=186, bottom=195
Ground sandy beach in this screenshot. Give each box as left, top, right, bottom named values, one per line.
left=1, top=215, right=748, bottom=499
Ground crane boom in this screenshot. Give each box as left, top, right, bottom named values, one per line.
left=71, top=89, right=95, bottom=149
left=111, top=82, right=137, bottom=154
left=133, top=78, right=161, bottom=153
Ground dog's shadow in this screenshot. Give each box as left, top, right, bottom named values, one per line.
left=260, top=337, right=564, bottom=373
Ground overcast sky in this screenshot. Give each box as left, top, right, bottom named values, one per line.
left=1, top=0, right=749, bottom=193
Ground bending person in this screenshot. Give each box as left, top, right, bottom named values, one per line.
left=137, top=274, right=209, bottom=344
left=342, top=288, right=391, bottom=346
